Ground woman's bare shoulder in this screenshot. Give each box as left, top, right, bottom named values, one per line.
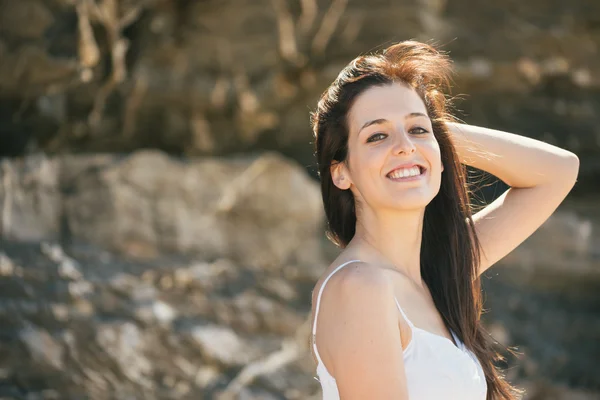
left=312, top=259, right=392, bottom=304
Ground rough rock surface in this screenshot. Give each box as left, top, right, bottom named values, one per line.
left=0, top=0, right=599, bottom=190
left=0, top=240, right=322, bottom=399
left=0, top=150, right=323, bottom=269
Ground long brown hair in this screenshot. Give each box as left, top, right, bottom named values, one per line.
left=311, top=41, right=520, bottom=400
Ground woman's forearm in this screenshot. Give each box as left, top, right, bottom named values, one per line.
left=445, top=122, right=579, bottom=189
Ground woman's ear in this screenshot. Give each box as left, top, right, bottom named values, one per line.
left=331, top=162, right=351, bottom=190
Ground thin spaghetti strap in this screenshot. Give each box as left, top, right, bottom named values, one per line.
left=311, top=259, right=361, bottom=366
left=393, top=296, right=415, bottom=329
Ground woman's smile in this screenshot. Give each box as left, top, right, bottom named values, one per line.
left=387, top=170, right=426, bottom=182
left=386, top=165, right=427, bottom=182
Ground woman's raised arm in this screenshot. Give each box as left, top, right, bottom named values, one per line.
left=446, top=122, right=579, bottom=276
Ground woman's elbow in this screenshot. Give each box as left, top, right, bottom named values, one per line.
left=564, top=151, right=580, bottom=186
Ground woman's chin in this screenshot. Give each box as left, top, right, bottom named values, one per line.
left=385, top=192, right=438, bottom=211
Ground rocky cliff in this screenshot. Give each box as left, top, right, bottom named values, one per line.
left=1, top=0, right=600, bottom=191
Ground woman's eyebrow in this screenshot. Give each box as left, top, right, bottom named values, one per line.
left=358, top=118, right=388, bottom=133
left=358, top=112, right=430, bottom=134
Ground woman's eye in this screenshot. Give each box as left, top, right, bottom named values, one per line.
left=367, top=133, right=387, bottom=143
left=409, top=126, right=429, bottom=135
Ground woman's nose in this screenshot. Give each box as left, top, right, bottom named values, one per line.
left=391, top=130, right=416, bottom=155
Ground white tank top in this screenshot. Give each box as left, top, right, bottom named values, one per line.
left=311, top=260, right=488, bottom=400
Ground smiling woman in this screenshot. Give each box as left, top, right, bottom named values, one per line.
left=308, top=40, right=578, bottom=400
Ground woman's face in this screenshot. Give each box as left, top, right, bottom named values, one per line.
left=332, top=82, right=444, bottom=212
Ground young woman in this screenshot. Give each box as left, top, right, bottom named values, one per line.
left=309, top=41, right=579, bottom=400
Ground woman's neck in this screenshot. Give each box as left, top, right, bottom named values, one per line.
left=350, top=207, right=426, bottom=287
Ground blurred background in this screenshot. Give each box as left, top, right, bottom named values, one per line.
left=0, top=0, right=599, bottom=399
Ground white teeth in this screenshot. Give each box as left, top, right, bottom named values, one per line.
left=388, top=166, right=421, bottom=179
